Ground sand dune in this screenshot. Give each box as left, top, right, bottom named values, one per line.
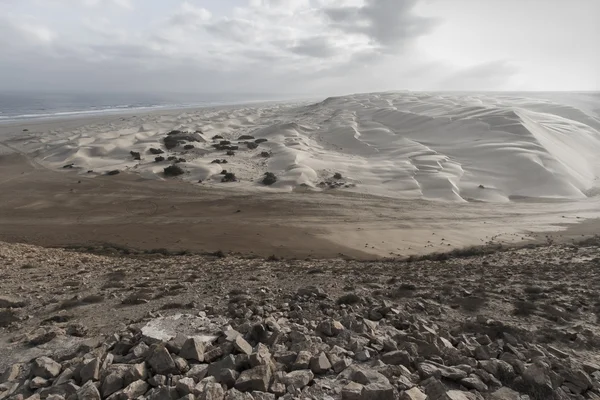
left=14, top=92, right=600, bottom=203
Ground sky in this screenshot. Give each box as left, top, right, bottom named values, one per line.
left=0, top=0, right=598, bottom=95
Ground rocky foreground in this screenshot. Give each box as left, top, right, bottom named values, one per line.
left=1, top=240, right=600, bottom=400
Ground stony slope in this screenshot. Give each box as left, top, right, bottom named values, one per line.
left=1, top=240, right=600, bottom=399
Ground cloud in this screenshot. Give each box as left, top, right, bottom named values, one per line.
left=0, top=0, right=524, bottom=93
left=48, top=0, right=134, bottom=9
left=324, top=0, right=438, bottom=51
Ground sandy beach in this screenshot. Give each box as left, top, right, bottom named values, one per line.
left=1, top=93, right=600, bottom=258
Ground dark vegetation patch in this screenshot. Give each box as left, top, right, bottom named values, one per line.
left=130, top=151, right=141, bottom=160
left=221, top=172, right=237, bottom=182
left=164, top=165, right=185, bottom=177
left=262, top=172, right=277, bottom=186
left=149, top=148, right=164, bottom=155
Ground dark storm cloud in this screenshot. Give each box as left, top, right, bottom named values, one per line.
left=324, top=0, right=438, bottom=50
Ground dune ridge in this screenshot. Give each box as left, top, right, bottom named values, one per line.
left=23, top=92, right=600, bottom=202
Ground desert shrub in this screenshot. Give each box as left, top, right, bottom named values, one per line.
left=220, top=140, right=231, bottom=145
left=238, top=135, right=255, bottom=140
left=164, top=165, right=185, bottom=177
left=260, top=151, right=270, bottom=158
left=247, top=142, right=258, bottom=150
left=155, top=156, right=165, bottom=162
left=333, top=172, right=343, bottom=180
left=255, top=138, right=268, bottom=144
left=149, top=148, right=164, bottom=155
left=212, top=135, right=224, bottom=140
left=226, top=150, right=236, bottom=156
left=106, top=170, right=120, bottom=176
left=168, top=156, right=177, bottom=161
left=130, top=151, right=141, bottom=160
left=221, top=172, right=237, bottom=182
left=184, top=144, right=194, bottom=150
left=262, top=172, right=277, bottom=186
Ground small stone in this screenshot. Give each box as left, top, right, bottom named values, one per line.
left=180, top=338, right=207, bottom=362
left=361, top=382, right=395, bottom=400
left=223, top=388, right=252, bottom=400
left=316, top=320, right=344, bottom=337
left=147, top=345, right=179, bottom=375
left=250, top=392, right=275, bottom=400
left=381, top=351, right=411, bottom=368
left=148, top=375, right=167, bottom=387
left=490, top=387, right=521, bottom=400
left=233, top=337, right=252, bottom=356
left=269, top=383, right=285, bottom=396
left=198, top=382, right=224, bottom=400
left=218, top=369, right=239, bottom=389
left=1, top=364, right=22, bottom=383
left=234, top=366, right=271, bottom=393
left=121, top=380, right=149, bottom=399
left=131, top=342, right=150, bottom=358
left=309, top=353, right=331, bottom=375
left=292, top=351, right=311, bottom=370
left=281, top=370, right=314, bottom=389
left=460, top=375, right=488, bottom=392
left=80, top=358, right=100, bottom=383
left=355, top=350, right=370, bottom=362
left=31, top=357, right=61, bottom=379
left=173, top=355, right=190, bottom=373
left=187, top=365, right=209, bottom=382
left=399, top=387, right=427, bottom=400
left=341, top=382, right=363, bottom=400
left=30, top=377, right=50, bottom=389
left=77, top=381, right=101, bottom=400
left=176, top=378, right=196, bottom=396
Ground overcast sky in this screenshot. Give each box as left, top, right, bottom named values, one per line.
left=0, top=0, right=598, bottom=94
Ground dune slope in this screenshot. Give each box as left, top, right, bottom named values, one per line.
left=28, top=92, right=600, bottom=202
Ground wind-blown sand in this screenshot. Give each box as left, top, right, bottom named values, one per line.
left=1, top=92, right=599, bottom=257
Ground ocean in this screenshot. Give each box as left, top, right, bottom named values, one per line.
left=0, top=91, right=290, bottom=123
